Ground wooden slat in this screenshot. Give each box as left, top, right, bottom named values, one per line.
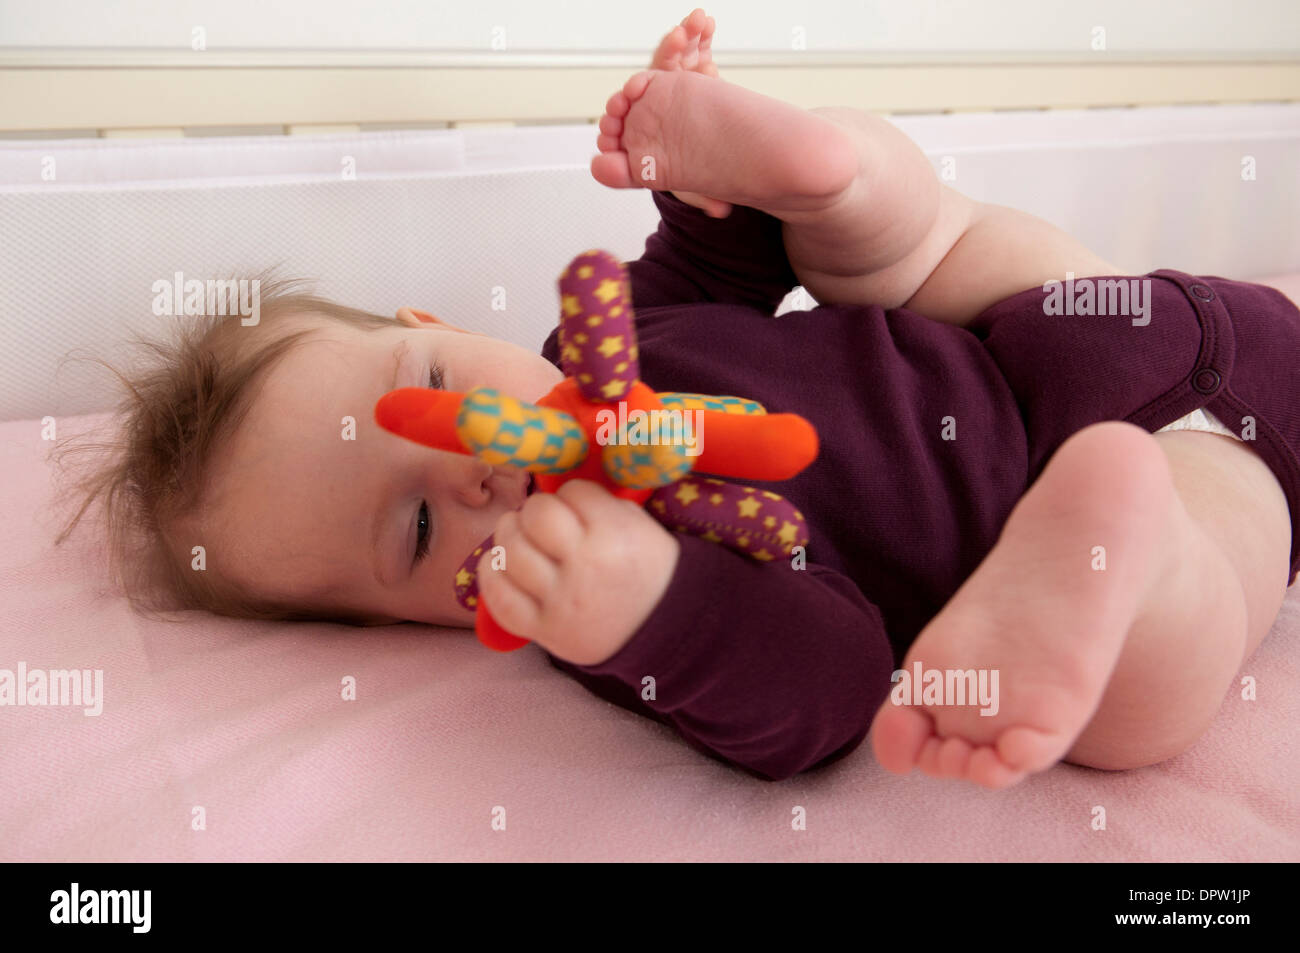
left=0, top=62, right=1296, bottom=133
left=286, top=123, right=362, bottom=135
left=448, top=120, right=517, bottom=128
left=99, top=126, right=185, bottom=138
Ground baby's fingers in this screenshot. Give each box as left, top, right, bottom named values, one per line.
left=515, top=492, right=585, bottom=562
left=477, top=511, right=558, bottom=632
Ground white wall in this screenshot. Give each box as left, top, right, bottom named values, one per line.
left=1, top=0, right=1298, bottom=55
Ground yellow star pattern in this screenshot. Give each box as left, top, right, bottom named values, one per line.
left=596, top=335, right=624, bottom=358
left=562, top=294, right=581, bottom=316
left=577, top=265, right=594, bottom=279
left=674, top=482, right=700, bottom=505
left=601, top=378, right=628, bottom=399
left=736, top=496, right=762, bottom=518
left=777, top=521, right=800, bottom=545
left=594, top=278, right=621, bottom=303
left=456, top=568, right=474, bottom=587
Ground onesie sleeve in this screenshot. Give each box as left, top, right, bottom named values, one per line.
left=544, top=533, right=896, bottom=782
left=623, top=190, right=800, bottom=313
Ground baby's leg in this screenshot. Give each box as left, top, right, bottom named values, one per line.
left=1065, top=429, right=1290, bottom=769
left=871, top=422, right=1291, bottom=788
left=593, top=71, right=924, bottom=301
left=592, top=70, right=1119, bottom=325
left=791, top=107, right=1122, bottom=323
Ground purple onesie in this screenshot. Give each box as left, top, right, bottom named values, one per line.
left=540, top=191, right=1300, bottom=782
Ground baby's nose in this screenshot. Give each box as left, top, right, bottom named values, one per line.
left=434, top=456, right=491, bottom=504
left=488, top=463, right=533, bottom=504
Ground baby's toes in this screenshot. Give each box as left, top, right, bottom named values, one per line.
left=916, top=736, right=947, bottom=777
left=968, top=747, right=1028, bottom=790
left=650, top=25, right=689, bottom=70
left=596, top=113, right=622, bottom=153
left=681, top=8, right=710, bottom=37
left=920, top=733, right=961, bottom=774
left=590, top=151, right=635, bottom=190
left=936, top=736, right=975, bottom=778
left=870, top=702, right=932, bottom=775
left=604, top=89, right=632, bottom=120
left=621, top=70, right=657, bottom=104
left=997, top=725, right=1068, bottom=775
left=598, top=113, right=622, bottom=138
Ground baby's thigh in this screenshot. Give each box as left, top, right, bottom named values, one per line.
left=1152, top=429, right=1291, bottom=656
left=784, top=108, right=956, bottom=309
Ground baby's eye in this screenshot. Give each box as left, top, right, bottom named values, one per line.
left=414, top=500, right=432, bottom=564
left=427, top=363, right=445, bottom=390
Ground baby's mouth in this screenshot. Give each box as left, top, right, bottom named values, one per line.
left=525, top=474, right=536, bottom=496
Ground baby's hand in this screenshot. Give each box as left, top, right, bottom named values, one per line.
left=477, top=480, right=680, bottom=666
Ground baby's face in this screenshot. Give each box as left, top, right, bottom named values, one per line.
left=199, top=312, right=564, bottom=626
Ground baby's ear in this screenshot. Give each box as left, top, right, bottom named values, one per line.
left=396, top=306, right=439, bottom=327
left=396, top=307, right=477, bottom=336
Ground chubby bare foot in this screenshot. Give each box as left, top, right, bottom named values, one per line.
left=591, top=68, right=858, bottom=218
left=635, top=7, right=728, bottom=217
left=870, top=422, right=1196, bottom=789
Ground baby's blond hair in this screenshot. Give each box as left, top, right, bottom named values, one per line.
left=51, top=270, right=397, bottom=625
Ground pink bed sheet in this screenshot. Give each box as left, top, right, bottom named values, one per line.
left=2, top=413, right=1297, bottom=861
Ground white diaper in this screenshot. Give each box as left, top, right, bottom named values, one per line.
left=1154, top=407, right=1242, bottom=442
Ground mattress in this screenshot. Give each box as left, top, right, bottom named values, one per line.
left=1, top=413, right=1297, bottom=861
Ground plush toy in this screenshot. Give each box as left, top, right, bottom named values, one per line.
left=374, top=249, right=819, bottom=652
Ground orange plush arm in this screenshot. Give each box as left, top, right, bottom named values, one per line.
left=692, top=410, right=819, bottom=481
left=373, top=388, right=467, bottom=455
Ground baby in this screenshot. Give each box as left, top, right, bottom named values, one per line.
left=61, top=10, right=1299, bottom=787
